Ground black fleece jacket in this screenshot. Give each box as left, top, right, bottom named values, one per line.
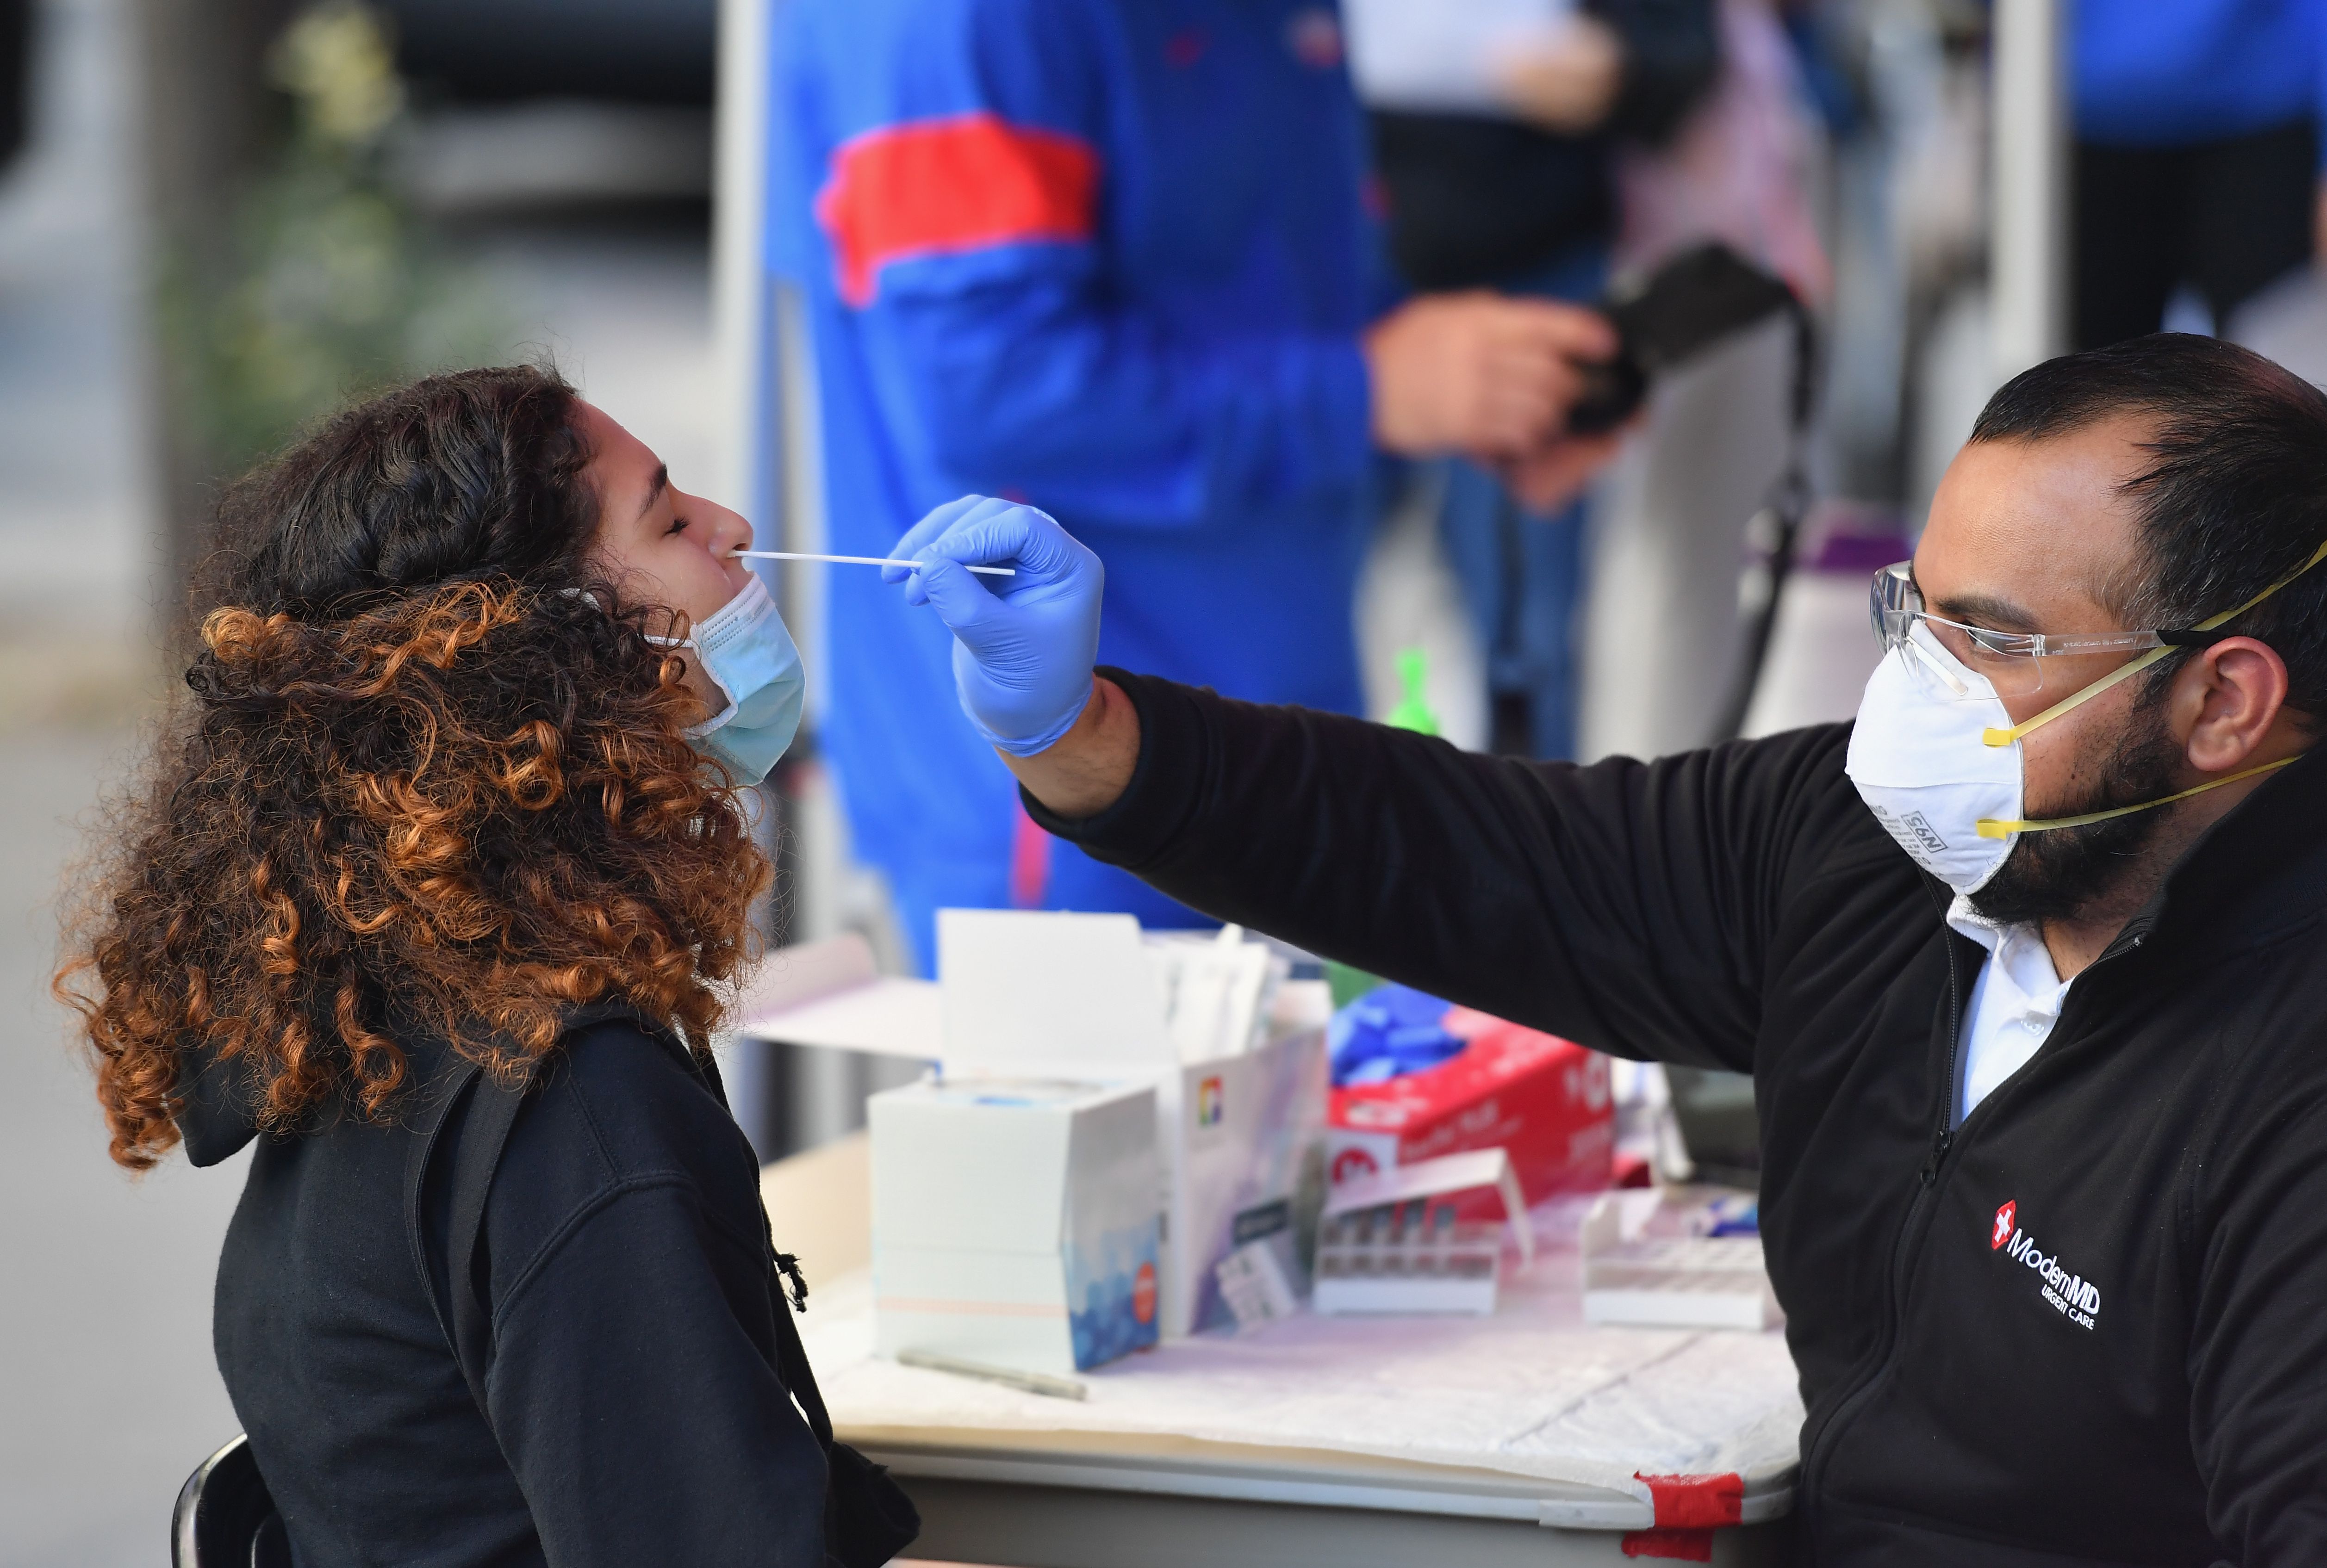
left=180, top=1019, right=831, bottom=1567
left=1028, top=670, right=2327, bottom=1566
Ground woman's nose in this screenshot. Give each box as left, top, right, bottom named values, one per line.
left=705, top=502, right=755, bottom=559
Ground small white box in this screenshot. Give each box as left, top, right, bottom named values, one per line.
left=871, top=1078, right=1162, bottom=1375
left=1312, top=1149, right=1531, bottom=1317
left=1580, top=1185, right=1781, bottom=1331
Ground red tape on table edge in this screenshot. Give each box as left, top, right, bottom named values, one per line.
left=1620, top=1527, right=1714, bottom=1562
left=1636, top=1471, right=1744, bottom=1529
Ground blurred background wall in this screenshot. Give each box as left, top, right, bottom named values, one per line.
left=0, top=0, right=729, bottom=1559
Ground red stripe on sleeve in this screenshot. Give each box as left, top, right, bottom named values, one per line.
left=815, top=112, right=1100, bottom=306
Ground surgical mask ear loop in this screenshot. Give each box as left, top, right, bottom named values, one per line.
left=639, top=621, right=728, bottom=723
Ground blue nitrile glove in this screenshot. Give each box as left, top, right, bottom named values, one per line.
left=1327, top=983, right=1466, bottom=1087
left=884, top=495, right=1104, bottom=756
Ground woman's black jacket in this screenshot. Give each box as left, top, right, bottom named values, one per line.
left=178, top=1011, right=835, bottom=1567
left=1031, top=669, right=2327, bottom=1565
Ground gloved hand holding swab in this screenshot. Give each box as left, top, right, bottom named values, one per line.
left=884, top=495, right=1105, bottom=756
left=729, top=548, right=1015, bottom=576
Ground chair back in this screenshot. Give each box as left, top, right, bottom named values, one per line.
left=171, top=1435, right=289, bottom=1568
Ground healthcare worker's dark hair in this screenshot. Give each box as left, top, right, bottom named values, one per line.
left=1969, top=332, right=2327, bottom=724
left=57, top=366, right=770, bottom=1171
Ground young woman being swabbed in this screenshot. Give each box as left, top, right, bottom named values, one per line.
left=56, top=367, right=916, bottom=1566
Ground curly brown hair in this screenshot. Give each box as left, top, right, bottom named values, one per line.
left=57, top=367, right=771, bottom=1169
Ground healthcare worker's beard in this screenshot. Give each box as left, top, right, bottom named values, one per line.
left=1967, top=693, right=2186, bottom=927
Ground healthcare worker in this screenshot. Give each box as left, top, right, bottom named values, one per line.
left=894, top=333, right=2327, bottom=1559
left=776, top=0, right=1620, bottom=967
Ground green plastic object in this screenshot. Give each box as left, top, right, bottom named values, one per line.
left=1325, top=960, right=1381, bottom=1011
left=1385, top=647, right=1441, bottom=736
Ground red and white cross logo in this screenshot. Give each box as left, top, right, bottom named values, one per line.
left=1992, top=1200, right=2017, bottom=1251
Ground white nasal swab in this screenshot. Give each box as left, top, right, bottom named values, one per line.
left=730, top=549, right=1015, bottom=577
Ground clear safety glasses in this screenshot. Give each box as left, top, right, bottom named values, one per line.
left=1868, top=562, right=2169, bottom=700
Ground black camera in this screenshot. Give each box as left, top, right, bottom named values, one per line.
left=1565, top=242, right=1802, bottom=434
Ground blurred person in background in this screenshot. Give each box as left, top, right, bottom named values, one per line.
left=0, top=0, right=26, bottom=178
left=1345, top=0, right=1720, bottom=757
left=2073, top=0, right=2327, bottom=348
left=1568, top=0, right=1831, bottom=762
left=776, top=0, right=1626, bottom=971
left=56, top=367, right=913, bottom=1566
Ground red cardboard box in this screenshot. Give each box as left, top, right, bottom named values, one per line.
left=1326, top=1010, right=1613, bottom=1207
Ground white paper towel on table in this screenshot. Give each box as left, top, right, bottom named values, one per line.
left=800, top=1199, right=1803, bottom=1505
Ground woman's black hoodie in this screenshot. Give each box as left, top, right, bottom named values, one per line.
left=180, top=1015, right=832, bottom=1567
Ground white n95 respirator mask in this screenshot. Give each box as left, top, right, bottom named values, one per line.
left=1847, top=616, right=2303, bottom=895
left=1846, top=625, right=2025, bottom=894
left=647, top=573, right=806, bottom=786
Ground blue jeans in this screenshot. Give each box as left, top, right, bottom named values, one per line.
left=1435, top=244, right=1607, bottom=760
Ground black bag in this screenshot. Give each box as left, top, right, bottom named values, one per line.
left=403, top=1020, right=920, bottom=1567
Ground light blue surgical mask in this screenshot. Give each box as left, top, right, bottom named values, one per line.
left=647, top=574, right=805, bottom=785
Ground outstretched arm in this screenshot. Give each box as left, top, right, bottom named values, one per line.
left=1004, top=670, right=1140, bottom=818
left=888, top=499, right=1852, bottom=1068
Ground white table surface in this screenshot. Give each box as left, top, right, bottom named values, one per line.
left=798, top=1201, right=1803, bottom=1533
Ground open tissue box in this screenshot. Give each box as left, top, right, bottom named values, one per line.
left=740, top=913, right=1331, bottom=1347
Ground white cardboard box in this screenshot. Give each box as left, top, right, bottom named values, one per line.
left=871, top=1078, right=1162, bottom=1375
left=1168, top=1027, right=1324, bottom=1334
left=936, top=910, right=1326, bottom=1341
left=738, top=916, right=1327, bottom=1341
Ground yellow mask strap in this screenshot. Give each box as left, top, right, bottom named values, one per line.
left=1974, top=755, right=2300, bottom=839
left=1982, top=537, right=2327, bottom=748
left=1980, top=645, right=2169, bottom=748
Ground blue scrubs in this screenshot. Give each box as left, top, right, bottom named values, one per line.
left=776, top=0, right=1387, bottom=969
left=2074, top=0, right=2327, bottom=149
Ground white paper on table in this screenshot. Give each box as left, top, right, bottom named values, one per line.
left=938, top=909, right=1174, bottom=1079
left=731, top=932, right=941, bottom=1057
left=802, top=1202, right=1804, bottom=1510
left=1343, top=0, right=1579, bottom=114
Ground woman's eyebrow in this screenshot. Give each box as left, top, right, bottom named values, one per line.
left=636, top=465, right=669, bottom=521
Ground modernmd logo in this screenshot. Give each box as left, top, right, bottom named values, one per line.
left=1991, top=1200, right=2101, bottom=1330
